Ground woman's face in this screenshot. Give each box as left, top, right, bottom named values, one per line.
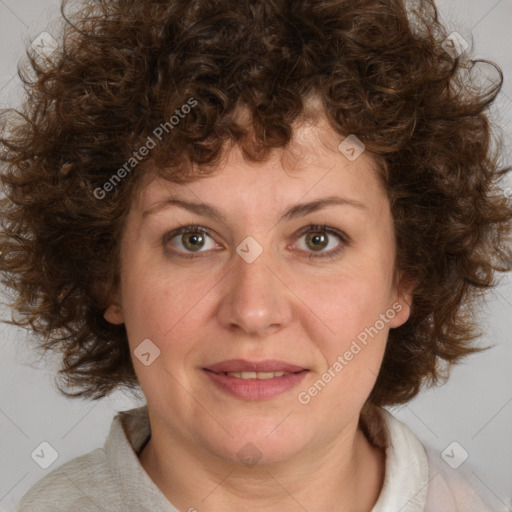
left=105, top=114, right=412, bottom=466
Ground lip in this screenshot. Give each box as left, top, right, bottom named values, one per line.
left=204, top=359, right=306, bottom=373
left=203, top=359, right=308, bottom=400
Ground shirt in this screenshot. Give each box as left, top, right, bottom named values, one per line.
left=14, top=405, right=494, bottom=511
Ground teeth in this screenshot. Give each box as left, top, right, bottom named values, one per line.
left=225, top=371, right=288, bottom=379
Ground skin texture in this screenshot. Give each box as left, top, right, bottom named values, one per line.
left=104, top=113, right=413, bottom=511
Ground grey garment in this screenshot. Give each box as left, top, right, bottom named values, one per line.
left=14, top=405, right=492, bottom=512
left=15, top=406, right=176, bottom=512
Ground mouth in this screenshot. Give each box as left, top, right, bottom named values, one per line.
left=204, top=359, right=307, bottom=374
left=209, top=370, right=295, bottom=380
left=202, top=359, right=309, bottom=400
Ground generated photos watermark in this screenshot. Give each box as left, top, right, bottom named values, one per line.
left=297, top=302, right=403, bottom=405
left=93, top=97, right=198, bottom=200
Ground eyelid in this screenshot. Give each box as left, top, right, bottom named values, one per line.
left=294, top=224, right=349, bottom=245
left=163, top=223, right=349, bottom=259
left=292, top=224, right=349, bottom=260
left=164, top=224, right=219, bottom=252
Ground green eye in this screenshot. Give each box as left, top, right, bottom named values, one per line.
left=295, top=224, right=348, bottom=260
left=166, top=225, right=216, bottom=254
left=164, top=224, right=349, bottom=260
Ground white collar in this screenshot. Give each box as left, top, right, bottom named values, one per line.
left=105, top=405, right=430, bottom=511
left=371, top=408, right=430, bottom=511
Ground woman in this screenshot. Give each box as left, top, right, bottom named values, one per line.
left=1, top=0, right=510, bottom=510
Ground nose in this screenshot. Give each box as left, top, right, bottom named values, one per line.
left=216, top=240, right=294, bottom=337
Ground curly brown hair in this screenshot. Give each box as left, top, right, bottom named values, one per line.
left=1, top=0, right=511, bottom=405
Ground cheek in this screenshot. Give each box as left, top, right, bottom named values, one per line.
left=302, top=271, right=392, bottom=387
left=308, top=269, right=393, bottom=335
left=307, top=284, right=390, bottom=414
left=121, top=265, right=193, bottom=347
left=120, top=268, right=205, bottom=395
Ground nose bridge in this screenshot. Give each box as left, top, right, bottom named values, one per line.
left=217, top=235, right=291, bottom=335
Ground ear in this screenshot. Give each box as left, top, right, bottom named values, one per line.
left=103, top=286, right=125, bottom=325
left=387, top=270, right=415, bottom=329
left=104, top=302, right=124, bottom=325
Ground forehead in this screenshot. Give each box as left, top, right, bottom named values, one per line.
left=133, top=117, right=387, bottom=220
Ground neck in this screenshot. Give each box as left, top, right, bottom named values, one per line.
left=138, top=414, right=385, bottom=512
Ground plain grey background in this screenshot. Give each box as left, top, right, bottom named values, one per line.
left=0, top=1, right=511, bottom=511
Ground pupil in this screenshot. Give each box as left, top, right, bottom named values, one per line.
left=184, top=233, right=204, bottom=251
left=308, top=232, right=327, bottom=251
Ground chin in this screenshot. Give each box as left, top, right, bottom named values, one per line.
left=204, top=420, right=313, bottom=468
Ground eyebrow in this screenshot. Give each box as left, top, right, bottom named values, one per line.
left=142, top=195, right=368, bottom=224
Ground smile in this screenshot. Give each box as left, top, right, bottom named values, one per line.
left=202, top=361, right=309, bottom=400
left=221, top=371, right=290, bottom=379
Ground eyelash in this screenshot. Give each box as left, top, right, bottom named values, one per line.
left=163, top=224, right=350, bottom=260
